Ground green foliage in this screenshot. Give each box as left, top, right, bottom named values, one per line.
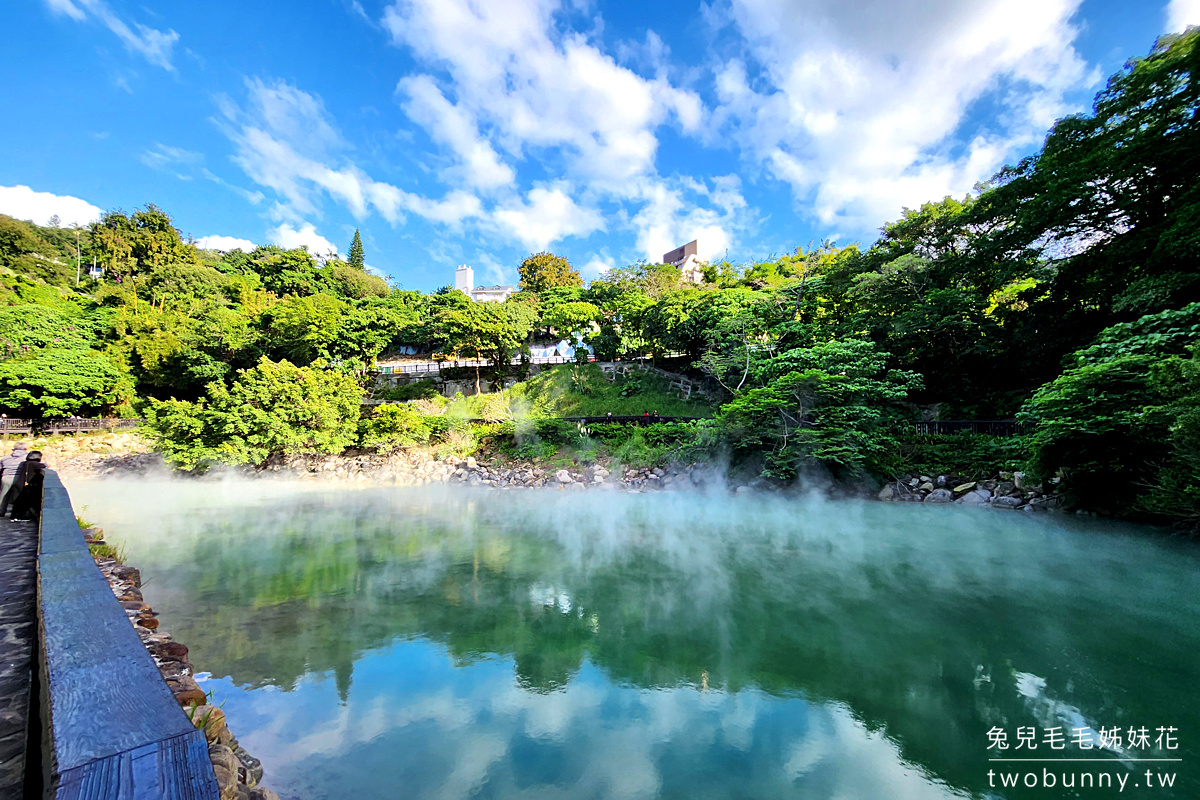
left=378, top=379, right=439, bottom=403
left=0, top=215, right=77, bottom=285
left=1020, top=303, right=1200, bottom=516
left=518, top=251, right=582, bottom=293
left=715, top=339, right=921, bottom=480
left=89, top=205, right=197, bottom=278
left=327, top=263, right=388, bottom=299
left=144, top=358, right=363, bottom=470
left=359, top=403, right=433, bottom=450
left=348, top=229, right=365, bottom=270
left=0, top=302, right=101, bottom=356
left=0, top=346, right=132, bottom=416
left=893, top=434, right=1029, bottom=481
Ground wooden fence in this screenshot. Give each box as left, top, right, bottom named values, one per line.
left=0, top=418, right=143, bottom=435
left=914, top=420, right=1028, bottom=437
left=38, top=471, right=219, bottom=799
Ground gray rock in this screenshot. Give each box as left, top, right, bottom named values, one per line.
left=209, top=744, right=238, bottom=776
left=957, top=489, right=991, bottom=506
left=935, top=475, right=948, bottom=488
left=952, top=481, right=977, bottom=494
left=235, top=746, right=263, bottom=786
left=555, top=469, right=573, bottom=484
left=248, top=788, right=281, bottom=800
left=918, top=481, right=935, bottom=492
left=993, top=495, right=1025, bottom=509
left=877, top=485, right=896, bottom=501
left=924, top=488, right=953, bottom=503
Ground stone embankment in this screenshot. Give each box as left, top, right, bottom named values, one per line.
left=83, top=527, right=279, bottom=800
left=877, top=470, right=1064, bottom=512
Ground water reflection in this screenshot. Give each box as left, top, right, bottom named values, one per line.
left=68, top=480, right=1200, bottom=799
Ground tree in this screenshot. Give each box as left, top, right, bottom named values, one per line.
left=88, top=205, right=198, bottom=279
left=0, top=347, right=133, bottom=416
left=715, top=339, right=921, bottom=480
left=348, top=229, right=365, bottom=270
left=1020, top=303, right=1200, bottom=517
left=144, top=357, right=363, bottom=470
left=518, top=252, right=582, bottom=294
left=432, top=295, right=536, bottom=393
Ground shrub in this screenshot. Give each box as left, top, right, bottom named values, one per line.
left=358, top=403, right=434, bottom=450
left=1020, top=303, right=1200, bottom=516
left=145, top=357, right=362, bottom=470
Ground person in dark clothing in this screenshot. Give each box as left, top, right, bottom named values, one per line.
left=0, top=442, right=28, bottom=503
left=3, top=451, right=45, bottom=521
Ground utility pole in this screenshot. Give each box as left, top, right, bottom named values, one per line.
left=75, top=228, right=81, bottom=286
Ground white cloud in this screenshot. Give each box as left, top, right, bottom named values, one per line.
left=491, top=184, right=604, bottom=251
left=631, top=175, right=750, bottom=263
left=1168, top=0, right=1200, bottom=31
left=0, top=184, right=102, bottom=227
left=195, top=234, right=256, bottom=252
left=270, top=223, right=339, bottom=257
left=43, top=0, right=179, bottom=70
left=711, top=0, right=1095, bottom=231
left=382, top=0, right=702, bottom=193
left=141, top=143, right=203, bottom=170
left=221, top=78, right=483, bottom=227
left=401, top=75, right=516, bottom=191
left=580, top=255, right=615, bottom=280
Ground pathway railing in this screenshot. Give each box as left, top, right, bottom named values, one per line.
left=914, top=420, right=1028, bottom=437
left=377, top=354, right=596, bottom=376
left=0, top=418, right=143, bottom=436
left=38, top=470, right=218, bottom=799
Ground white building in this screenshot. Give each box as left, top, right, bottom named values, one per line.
left=455, top=265, right=515, bottom=302
left=663, top=240, right=705, bottom=284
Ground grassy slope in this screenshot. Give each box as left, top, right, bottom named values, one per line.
left=446, top=364, right=715, bottom=419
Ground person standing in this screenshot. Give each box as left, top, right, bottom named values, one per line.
left=0, top=442, right=28, bottom=512
left=4, top=451, right=45, bottom=521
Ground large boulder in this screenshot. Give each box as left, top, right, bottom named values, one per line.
left=993, top=495, right=1025, bottom=509
left=957, top=489, right=992, bottom=506
left=924, top=488, right=953, bottom=503
left=952, top=481, right=977, bottom=495
left=877, top=485, right=896, bottom=501
left=555, top=469, right=573, bottom=484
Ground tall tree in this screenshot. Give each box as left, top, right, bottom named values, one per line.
left=518, top=252, right=582, bottom=293
left=348, top=229, right=365, bottom=270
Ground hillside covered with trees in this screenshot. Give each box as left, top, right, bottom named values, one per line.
left=2, top=31, right=1198, bottom=527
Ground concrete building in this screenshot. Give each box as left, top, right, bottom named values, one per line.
left=455, top=265, right=515, bottom=302
left=663, top=240, right=704, bottom=284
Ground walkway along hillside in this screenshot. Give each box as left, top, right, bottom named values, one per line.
left=37, top=470, right=219, bottom=799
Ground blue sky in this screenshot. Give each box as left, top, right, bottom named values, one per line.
left=1, top=0, right=1194, bottom=291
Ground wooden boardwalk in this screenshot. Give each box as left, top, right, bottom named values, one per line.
left=0, top=520, right=37, bottom=800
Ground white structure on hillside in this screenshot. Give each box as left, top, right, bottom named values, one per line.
left=663, top=240, right=704, bottom=284
left=455, top=265, right=515, bottom=302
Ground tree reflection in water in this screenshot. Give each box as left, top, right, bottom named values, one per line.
left=69, top=480, right=1200, bottom=799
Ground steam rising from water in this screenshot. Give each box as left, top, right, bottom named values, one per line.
left=66, top=477, right=1200, bottom=799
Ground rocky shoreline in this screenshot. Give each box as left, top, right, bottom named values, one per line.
left=876, top=470, right=1066, bottom=512
left=42, top=432, right=1072, bottom=511
left=83, top=525, right=279, bottom=800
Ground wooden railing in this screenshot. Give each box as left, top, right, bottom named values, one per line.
left=914, top=420, right=1028, bottom=437
left=41, top=418, right=143, bottom=435
left=38, top=471, right=218, bottom=799
left=0, top=418, right=143, bottom=435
